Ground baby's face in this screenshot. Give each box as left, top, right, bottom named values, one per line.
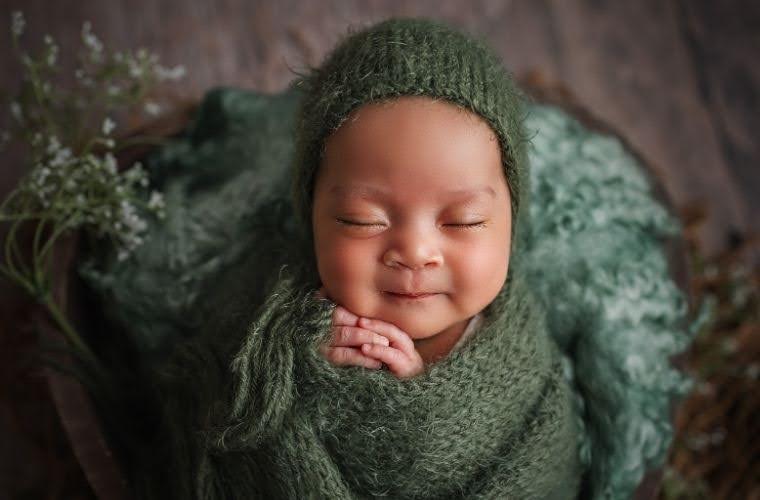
left=312, top=96, right=511, bottom=341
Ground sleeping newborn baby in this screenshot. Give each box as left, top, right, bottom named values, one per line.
left=313, top=95, right=512, bottom=378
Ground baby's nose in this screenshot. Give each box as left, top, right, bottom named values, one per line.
left=382, top=246, right=443, bottom=270
left=382, top=221, right=444, bottom=270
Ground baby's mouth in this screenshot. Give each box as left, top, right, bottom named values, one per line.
left=383, top=291, right=440, bottom=300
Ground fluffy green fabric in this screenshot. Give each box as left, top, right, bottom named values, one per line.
left=521, top=105, right=702, bottom=496
left=79, top=87, right=701, bottom=499
left=137, top=261, right=582, bottom=499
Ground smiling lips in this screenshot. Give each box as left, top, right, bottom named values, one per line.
left=384, top=291, right=439, bottom=300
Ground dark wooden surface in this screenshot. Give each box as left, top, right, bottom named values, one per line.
left=1, top=1, right=758, bottom=498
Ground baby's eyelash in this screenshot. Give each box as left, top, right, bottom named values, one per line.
left=336, top=219, right=487, bottom=229
left=336, top=218, right=384, bottom=227
left=445, top=222, right=487, bottom=229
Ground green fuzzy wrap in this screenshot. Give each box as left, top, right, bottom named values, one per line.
left=162, top=262, right=582, bottom=499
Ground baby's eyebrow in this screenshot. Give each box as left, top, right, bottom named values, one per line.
left=329, top=185, right=495, bottom=201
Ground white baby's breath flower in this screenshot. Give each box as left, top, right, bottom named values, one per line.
left=128, top=59, right=143, bottom=78
left=10, top=101, right=23, bottom=121
left=103, top=152, right=118, bottom=175
left=144, top=101, right=161, bottom=116
left=102, top=117, right=116, bottom=136
left=49, top=146, right=72, bottom=168
left=46, top=135, right=61, bottom=154
left=36, top=166, right=51, bottom=186
left=118, top=200, right=148, bottom=239
left=1, top=15, right=179, bottom=326
left=81, top=21, right=103, bottom=55
left=147, top=190, right=164, bottom=211
left=155, top=64, right=186, bottom=81
left=11, top=11, right=25, bottom=37
left=44, top=34, right=58, bottom=66
left=124, top=161, right=144, bottom=181
left=20, top=55, right=32, bottom=68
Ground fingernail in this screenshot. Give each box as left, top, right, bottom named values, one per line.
left=362, top=344, right=372, bottom=352
left=378, top=337, right=389, bottom=346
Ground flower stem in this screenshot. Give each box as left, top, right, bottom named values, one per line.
left=40, top=292, right=105, bottom=377
left=5, top=217, right=31, bottom=282
left=37, top=219, right=72, bottom=266
left=32, top=217, right=47, bottom=287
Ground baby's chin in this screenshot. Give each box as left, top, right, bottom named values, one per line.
left=367, top=304, right=457, bottom=340
left=375, top=317, right=437, bottom=339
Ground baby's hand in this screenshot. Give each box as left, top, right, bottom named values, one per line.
left=316, top=287, right=390, bottom=370
left=315, top=286, right=425, bottom=379
left=355, top=316, right=425, bottom=379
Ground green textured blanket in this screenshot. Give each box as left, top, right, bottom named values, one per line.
left=80, top=85, right=699, bottom=499
left=138, top=262, right=583, bottom=499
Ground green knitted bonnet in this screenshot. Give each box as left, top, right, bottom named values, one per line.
left=290, top=16, right=532, bottom=266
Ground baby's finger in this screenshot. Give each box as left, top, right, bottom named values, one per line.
left=357, top=317, right=414, bottom=352
left=333, top=305, right=361, bottom=326
left=360, top=343, right=405, bottom=369
left=332, top=326, right=390, bottom=348
left=322, top=346, right=383, bottom=370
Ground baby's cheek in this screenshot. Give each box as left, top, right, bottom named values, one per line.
left=319, top=241, right=377, bottom=310
left=452, top=240, right=509, bottom=308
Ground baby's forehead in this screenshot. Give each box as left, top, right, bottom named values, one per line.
left=325, top=181, right=498, bottom=208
